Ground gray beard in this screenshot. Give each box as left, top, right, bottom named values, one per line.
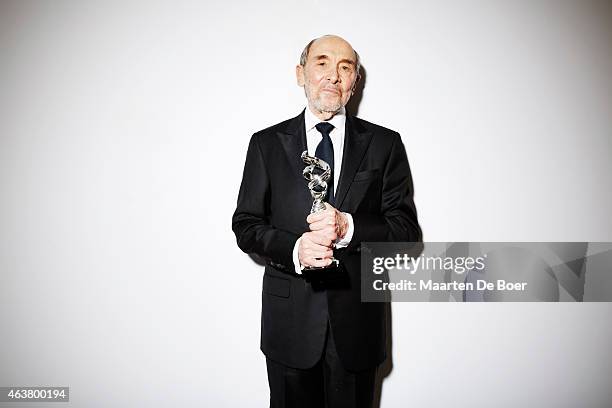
left=304, top=86, right=343, bottom=116
left=311, top=98, right=342, bottom=115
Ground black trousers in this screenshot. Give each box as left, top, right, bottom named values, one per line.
left=266, top=323, right=377, bottom=408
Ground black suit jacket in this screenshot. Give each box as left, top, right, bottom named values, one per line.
left=232, top=110, right=421, bottom=372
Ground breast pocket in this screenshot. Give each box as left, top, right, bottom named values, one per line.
left=346, top=169, right=382, bottom=213
left=353, top=169, right=381, bottom=182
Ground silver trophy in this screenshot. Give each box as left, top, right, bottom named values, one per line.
left=301, top=151, right=339, bottom=269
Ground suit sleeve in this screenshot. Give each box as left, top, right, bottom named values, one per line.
left=232, top=133, right=299, bottom=270
left=349, top=133, right=422, bottom=247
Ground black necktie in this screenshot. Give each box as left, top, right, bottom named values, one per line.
left=315, top=122, right=335, bottom=204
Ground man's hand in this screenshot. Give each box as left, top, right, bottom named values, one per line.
left=306, top=203, right=348, bottom=241
left=298, top=231, right=335, bottom=268
left=298, top=204, right=348, bottom=269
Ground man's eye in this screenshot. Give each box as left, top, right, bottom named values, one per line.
left=318, top=62, right=325, bottom=66
left=342, top=66, right=352, bottom=71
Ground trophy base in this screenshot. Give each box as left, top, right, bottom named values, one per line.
left=302, top=259, right=339, bottom=271
left=301, top=259, right=343, bottom=285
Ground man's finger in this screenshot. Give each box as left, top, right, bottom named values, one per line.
left=306, top=205, right=336, bottom=223
left=299, top=244, right=333, bottom=266
left=306, top=211, right=327, bottom=224
left=323, top=203, right=337, bottom=212
left=309, top=227, right=337, bottom=242
left=307, top=249, right=333, bottom=260
left=307, top=212, right=335, bottom=225
left=309, top=219, right=337, bottom=231
left=301, top=232, right=332, bottom=249
left=304, top=232, right=332, bottom=247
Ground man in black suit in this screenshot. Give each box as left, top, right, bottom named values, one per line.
left=232, top=35, right=421, bottom=408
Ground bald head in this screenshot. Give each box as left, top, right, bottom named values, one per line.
left=299, top=35, right=361, bottom=75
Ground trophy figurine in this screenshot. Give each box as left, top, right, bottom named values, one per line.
left=301, top=151, right=339, bottom=269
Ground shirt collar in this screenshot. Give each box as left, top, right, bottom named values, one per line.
left=304, top=106, right=346, bottom=134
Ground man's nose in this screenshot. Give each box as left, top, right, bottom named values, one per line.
left=326, top=67, right=340, bottom=83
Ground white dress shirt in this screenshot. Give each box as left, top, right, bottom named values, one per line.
left=292, top=106, right=355, bottom=274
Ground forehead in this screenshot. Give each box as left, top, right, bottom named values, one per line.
left=308, top=37, right=356, bottom=63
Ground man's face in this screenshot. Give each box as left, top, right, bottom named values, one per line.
left=296, top=36, right=359, bottom=117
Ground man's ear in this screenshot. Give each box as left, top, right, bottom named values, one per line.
left=296, top=65, right=305, bottom=87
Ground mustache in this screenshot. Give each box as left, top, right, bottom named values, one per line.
left=321, top=86, right=341, bottom=93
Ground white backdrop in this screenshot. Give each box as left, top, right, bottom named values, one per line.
left=1, top=1, right=612, bottom=407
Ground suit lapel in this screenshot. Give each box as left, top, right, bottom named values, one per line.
left=335, top=115, right=373, bottom=209
left=277, top=110, right=308, bottom=179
